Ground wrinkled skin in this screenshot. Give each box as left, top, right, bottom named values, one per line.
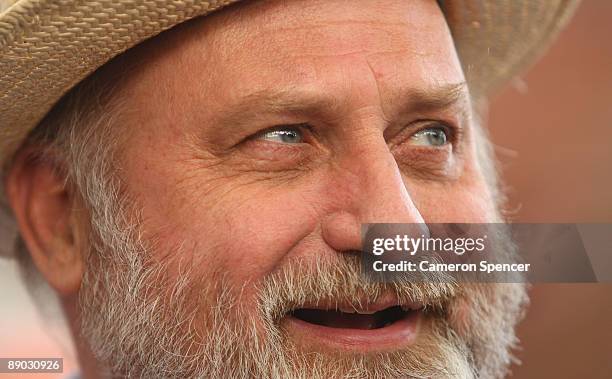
left=118, top=0, right=495, bottom=292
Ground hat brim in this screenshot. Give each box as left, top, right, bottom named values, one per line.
left=0, top=0, right=579, bottom=175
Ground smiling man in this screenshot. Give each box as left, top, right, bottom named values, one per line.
left=0, top=0, right=578, bottom=378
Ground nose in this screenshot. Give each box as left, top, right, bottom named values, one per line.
left=321, top=139, right=425, bottom=253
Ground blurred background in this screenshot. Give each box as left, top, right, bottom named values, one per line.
left=1, top=1, right=611, bottom=378
left=488, top=1, right=612, bottom=377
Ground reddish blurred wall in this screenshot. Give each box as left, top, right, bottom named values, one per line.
left=488, top=1, right=612, bottom=377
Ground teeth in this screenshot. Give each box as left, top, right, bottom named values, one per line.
left=335, top=304, right=422, bottom=314
left=338, top=306, right=376, bottom=314
left=339, top=306, right=356, bottom=314
left=355, top=309, right=376, bottom=315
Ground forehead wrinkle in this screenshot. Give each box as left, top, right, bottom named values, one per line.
left=255, top=20, right=414, bottom=48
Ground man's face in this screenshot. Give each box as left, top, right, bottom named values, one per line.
left=76, top=0, right=526, bottom=377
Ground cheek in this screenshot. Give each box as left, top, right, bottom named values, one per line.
left=408, top=176, right=498, bottom=223
left=125, top=160, right=326, bottom=289
left=197, top=189, right=321, bottom=281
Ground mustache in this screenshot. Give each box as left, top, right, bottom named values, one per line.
left=255, top=254, right=459, bottom=323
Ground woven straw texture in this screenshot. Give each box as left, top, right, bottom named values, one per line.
left=0, top=0, right=240, bottom=167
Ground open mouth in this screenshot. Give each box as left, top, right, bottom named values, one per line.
left=290, top=305, right=417, bottom=330
left=283, top=300, right=424, bottom=351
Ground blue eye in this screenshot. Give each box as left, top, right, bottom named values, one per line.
left=410, top=127, right=448, bottom=147
left=258, top=127, right=304, bottom=144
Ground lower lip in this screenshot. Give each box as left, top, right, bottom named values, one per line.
left=282, top=310, right=422, bottom=353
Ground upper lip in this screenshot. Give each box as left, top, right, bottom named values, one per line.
left=293, top=295, right=424, bottom=314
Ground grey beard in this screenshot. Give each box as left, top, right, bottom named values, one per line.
left=78, top=230, right=527, bottom=379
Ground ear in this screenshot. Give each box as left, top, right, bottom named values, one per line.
left=5, top=149, right=85, bottom=296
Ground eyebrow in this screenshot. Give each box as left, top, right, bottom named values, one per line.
left=405, top=82, right=469, bottom=113
left=212, top=81, right=469, bottom=137
left=222, top=86, right=345, bottom=123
